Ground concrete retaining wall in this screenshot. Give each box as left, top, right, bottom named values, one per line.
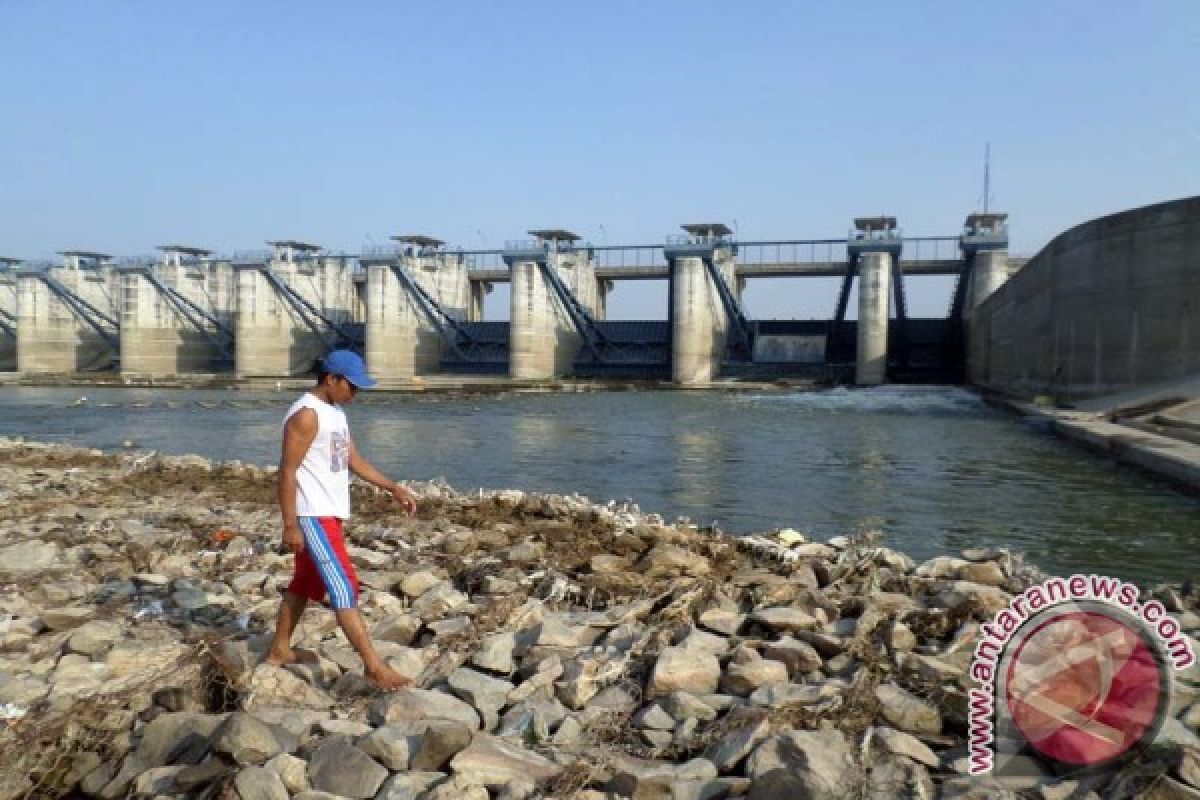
left=968, top=195, right=1200, bottom=401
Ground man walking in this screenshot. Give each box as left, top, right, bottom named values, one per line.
left=266, top=349, right=416, bottom=690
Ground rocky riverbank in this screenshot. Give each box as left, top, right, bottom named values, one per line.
left=0, top=438, right=1197, bottom=800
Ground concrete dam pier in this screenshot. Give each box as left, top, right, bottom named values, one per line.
left=1, top=213, right=1021, bottom=386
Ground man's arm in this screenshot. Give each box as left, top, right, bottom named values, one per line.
left=279, top=409, right=319, bottom=553
left=348, top=438, right=417, bottom=515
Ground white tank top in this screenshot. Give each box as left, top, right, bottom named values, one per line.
left=284, top=393, right=351, bottom=519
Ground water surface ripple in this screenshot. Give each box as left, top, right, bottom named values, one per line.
left=1, top=385, right=1196, bottom=583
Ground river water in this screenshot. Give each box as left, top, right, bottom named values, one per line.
left=1, top=385, right=1196, bottom=583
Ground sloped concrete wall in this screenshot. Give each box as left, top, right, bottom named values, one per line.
left=968, top=196, right=1200, bottom=401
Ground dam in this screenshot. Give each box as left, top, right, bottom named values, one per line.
left=3, top=196, right=1195, bottom=427
left=0, top=212, right=1021, bottom=387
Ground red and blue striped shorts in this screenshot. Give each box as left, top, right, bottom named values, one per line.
left=288, top=516, right=359, bottom=610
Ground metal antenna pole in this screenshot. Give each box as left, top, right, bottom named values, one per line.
left=984, top=142, right=991, bottom=214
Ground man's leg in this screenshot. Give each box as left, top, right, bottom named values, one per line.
left=300, top=517, right=410, bottom=690
left=334, top=608, right=411, bottom=690
left=266, top=591, right=318, bottom=665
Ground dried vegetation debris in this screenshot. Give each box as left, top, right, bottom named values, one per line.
left=0, top=436, right=1196, bottom=799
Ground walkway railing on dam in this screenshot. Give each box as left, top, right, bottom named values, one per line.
left=361, top=236, right=967, bottom=283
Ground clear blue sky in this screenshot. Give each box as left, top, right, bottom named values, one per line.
left=2, top=2, right=1197, bottom=318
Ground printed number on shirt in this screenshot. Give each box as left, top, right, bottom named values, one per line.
left=330, top=431, right=349, bottom=473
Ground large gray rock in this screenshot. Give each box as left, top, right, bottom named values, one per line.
left=66, top=620, right=122, bottom=657
left=936, top=581, right=1011, bottom=615
left=498, top=698, right=567, bottom=742
left=375, top=772, right=448, bottom=800
left=507, top=657, right=564, bottom=704
left=633, top=703, right=677, bottom=731
left=369, top=688, right=482, bottom=729
left=648, top=646, right=720, bottom=697
left=372, top=613, right=422, bottom=646
left=663, top=691, right=719, bottom=723
left=791, top=630, right=847, bottom=658
left=870, top=726, right=939, bottom=768
left=41, top=606, right=95, bottom=631
left=748, top=768, right=811, bottom=800
left=536, top=613, right=604, bottom=649
left=748, top=607, right=818, bottom=634
left=720, top=649, right=788, bottom=696
left=318, top=718, right=372, bottom=737
left=449, top=733, right=563, bottom=788
left=307, top=738, right=388, bottom=799
left=585, top=685, right=637, bottom=717
left=411, top=721, right=473, bottom=771
left=245, top=665, right=334, bottom=710
left=426, top=781, right=489, bottom=800
left=101, top=712, right=227, bottom=797
left=749, top=681, right=843, bottom=708
left=762, top=636, right=823, bottom=676
left=233, top=766, right=288, bottom=800
left=411, top=584, right=469, bottom=620
left=401, top=570, right=445, bottom=598
left=471, top=631, right=517, bottom=674
left=263, top=753, right=309, bottom=794
left=447, top=667, right=514, bottom=725
left=958, top=560, right=1007, bottom=586
left=50, top=656, right=111, bottom=697
left=677, top=628, right=730, bottom=657
left=874, top=683, right=942, bottom=734
left=0, top=673, right=48, bottom=706
left=132, top=765, right=189, bottom=797
left=706, top=714, right=771, bottom=772
left=915, top=556, right=970, bottom=579
left=745, top=730, right=857, bottom=798
left=357, top=724, right=419, bottom=771
left=609, top=756, right=717, bottom=797
left=698, top=608, right=742, bottom=637
left=557, top=652, right=619, bottom=710
left=211, top=713, right=283, bottom=765
left=639, top=544, right=711, bottom=577
left=865, top=755, right=935, bottom=800
left=173, top=761, right=234, bottom=793
left=0, top=540, right=62, bottom=577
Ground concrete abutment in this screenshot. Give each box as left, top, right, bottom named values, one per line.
left=118, top=247, right=235, bottom=378
left=506, top=231, right=600, bottom=381
left=15, top=252, right=119, bottom=374
left=235, top=241, right=358, bottom=379
left=855, top=251, right=891, bottom=386
left=364, top=236, right=472, bottom=386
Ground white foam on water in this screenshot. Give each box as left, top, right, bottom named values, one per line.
left=736, top=385, right=990, bottom=416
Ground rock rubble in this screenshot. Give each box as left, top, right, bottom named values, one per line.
left=0, top=436, right=1196, bottom=799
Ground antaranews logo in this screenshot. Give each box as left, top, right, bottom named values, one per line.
left=968, top=574, right=1195, bottom=775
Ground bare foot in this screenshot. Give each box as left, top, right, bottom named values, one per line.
left=265, top=648, right=320, bottom=667
left=366, top=662, right=412, bottom=691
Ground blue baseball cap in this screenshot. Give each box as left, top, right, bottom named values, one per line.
left=322, top=350, right=377, bottom=389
